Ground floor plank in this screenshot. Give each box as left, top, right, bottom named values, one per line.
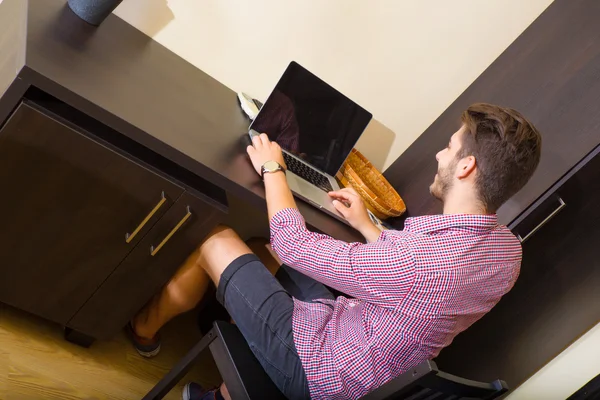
left=0, top=303, right=221, bottom=400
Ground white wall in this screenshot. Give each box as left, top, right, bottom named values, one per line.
left=507, top=322, right=600, bottom=400
left=114, top=0, right=553, bottom=170
left=0, top=0, right=27, bottom=98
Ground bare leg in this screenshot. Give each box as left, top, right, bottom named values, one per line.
left=220, top=382, right=231, bottom=400
left=196, top=225, right=254, bottom=287
left=133, top=247, right=211, bottom=339
left=133, top=228, right=280, bottom=339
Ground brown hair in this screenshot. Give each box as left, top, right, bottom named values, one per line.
left=458, top=103, right=542, bottom=213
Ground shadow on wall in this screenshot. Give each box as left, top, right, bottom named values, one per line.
left=114, top=0, right=174, bottom=37
left=354, top=119, right=396, bottom=172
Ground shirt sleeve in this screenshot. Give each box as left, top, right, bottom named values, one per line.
left=269, top=208, right=416, bottom=307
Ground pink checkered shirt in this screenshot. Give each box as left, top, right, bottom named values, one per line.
left=270, top=208, right=521, bottom=399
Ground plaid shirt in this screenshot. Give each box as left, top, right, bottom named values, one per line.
left=270, top=208, right=521, bottom=399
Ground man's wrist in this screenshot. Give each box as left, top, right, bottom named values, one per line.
left=359, top=222, right=381, bottom=243
left=263, top=169, right=287, bottom=183
left=261, top=160, right=286, bottom=179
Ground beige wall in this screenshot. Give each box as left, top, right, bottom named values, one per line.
left=114, top=0, right=552, bottom=171
left=506, top=322, right=600, bottom=400
left=0, top=0, right=27, bottom=98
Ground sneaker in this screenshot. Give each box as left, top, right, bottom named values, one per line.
left=126, top=321, right=161, bottom=358
left=182, top=382, right=219, bottom=400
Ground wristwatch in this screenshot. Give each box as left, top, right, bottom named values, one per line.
left=260, top=160, right=286, bottom=179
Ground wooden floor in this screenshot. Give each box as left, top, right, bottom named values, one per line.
left=0, top=302, right=221, bottom=400
left=0, top=194, right=270, bottom=400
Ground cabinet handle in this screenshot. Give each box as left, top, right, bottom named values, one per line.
left=126, top=192, right=167, bottom=243
left=517, top=197, right=566, bottom=243
left=150, top=206, right=192, bottom=256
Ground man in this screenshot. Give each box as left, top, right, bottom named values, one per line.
left=130, top=103, right=542, bottom=399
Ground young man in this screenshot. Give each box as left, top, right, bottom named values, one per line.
left=130, top=103, right=542, bottom=399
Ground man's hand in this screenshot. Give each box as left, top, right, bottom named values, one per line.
left=246, top=133, right=287, bottom=176
left=328, top=188, right=381, bottom=242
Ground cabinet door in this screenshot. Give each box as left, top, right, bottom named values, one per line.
left=67, top=191, right=224, bottom=340
left=0, top=102, right=184, bottom=324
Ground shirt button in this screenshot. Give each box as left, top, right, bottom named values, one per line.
left=349, top=302, right=356, bottom=308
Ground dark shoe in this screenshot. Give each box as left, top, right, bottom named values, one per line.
left=182, top=382, right=220, bottom=400
left=126, top=321, right=161, bottom=358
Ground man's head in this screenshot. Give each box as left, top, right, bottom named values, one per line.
left=430, top=103, right=542, bottom=214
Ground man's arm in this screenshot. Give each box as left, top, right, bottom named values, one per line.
left=246, top=134, right=415, bottom=305
left=246, top=134, right=379, bottom=240
left=246, top=133, right=298, bottom=219
left=268, top=208, right=415, bottom=306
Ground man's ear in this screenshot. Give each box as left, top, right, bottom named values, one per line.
left=456, top=156, right=477, bottom=179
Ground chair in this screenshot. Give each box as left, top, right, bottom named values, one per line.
left=143, top=321, right=508, bottom=400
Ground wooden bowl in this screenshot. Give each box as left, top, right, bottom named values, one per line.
left=336, top=149, right=406, bottom=220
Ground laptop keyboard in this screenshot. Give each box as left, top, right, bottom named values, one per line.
left=283, top=153, right=334, bottom=192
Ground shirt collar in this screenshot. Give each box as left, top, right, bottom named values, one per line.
left=403, top=213, right=499, bottom=234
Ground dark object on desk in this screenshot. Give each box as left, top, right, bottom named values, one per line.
left=143, top=320, right=508, bottom=400
left=67, top=0, right=123, bottom=25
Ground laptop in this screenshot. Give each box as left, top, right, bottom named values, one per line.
left=249, top=61, right=372, bottom=222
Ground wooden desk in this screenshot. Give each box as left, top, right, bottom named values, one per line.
left=0, top=0, right=361, bottom=345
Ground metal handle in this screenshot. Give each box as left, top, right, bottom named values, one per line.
left=126, top=192, right=167, bottom=243
left=150, top=206, right=192, bottom=256
left=517, top=197, right=566, bottom=243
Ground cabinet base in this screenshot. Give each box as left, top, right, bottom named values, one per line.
left=64, top=327, right=96, bottom=348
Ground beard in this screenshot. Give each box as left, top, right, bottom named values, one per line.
left=429, top=159, right=457, bottom=202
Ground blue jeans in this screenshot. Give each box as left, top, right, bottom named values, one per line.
left=216, top=254, right=334, bottom=400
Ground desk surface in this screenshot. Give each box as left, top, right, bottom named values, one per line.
left=12, top=0, right=362, bottom=243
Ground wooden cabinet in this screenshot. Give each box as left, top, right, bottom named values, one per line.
left=434, top=145, right=600, bottom=388
left=0, top=101, right=226, bottom=343
left=68, top=192, right=223, bottom=340
left=0, top=102, right=184, bottom=325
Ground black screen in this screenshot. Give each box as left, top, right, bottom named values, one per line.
left=250, top=62, right=372, bottom=176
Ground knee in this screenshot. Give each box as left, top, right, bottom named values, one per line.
left=205, top=224, right=240, bottom=241
left=199, top=224, right=244, bottom=253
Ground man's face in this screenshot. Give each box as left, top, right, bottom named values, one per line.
left=429, top=126, right=465, bottom=201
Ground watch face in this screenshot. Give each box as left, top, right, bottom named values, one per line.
left=263, top=160, right=280, bottom=172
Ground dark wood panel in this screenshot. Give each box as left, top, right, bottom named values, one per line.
left=384, top=0, right=600, bottom=227
left=14, top=0, right=362, bottom=243
left=0, top=102, right=184, bottom=324
left=68, top=192, right=223, bottom=340
left=434, top=144, right=600, bottom=388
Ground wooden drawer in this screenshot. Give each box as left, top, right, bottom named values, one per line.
left=67, top=191, right=225, bottom=340
left=0, top=102, right=184, bottom=325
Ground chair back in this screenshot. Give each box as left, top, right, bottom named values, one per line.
left=212, top=321, right=286, bottom=400
left=360, top=360, right=508, bottom=400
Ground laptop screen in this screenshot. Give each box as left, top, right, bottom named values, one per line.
left=249, top=61, right=372, bottom=176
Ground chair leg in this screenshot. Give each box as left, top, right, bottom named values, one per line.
left=142, top=328, right=218, bottom=400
